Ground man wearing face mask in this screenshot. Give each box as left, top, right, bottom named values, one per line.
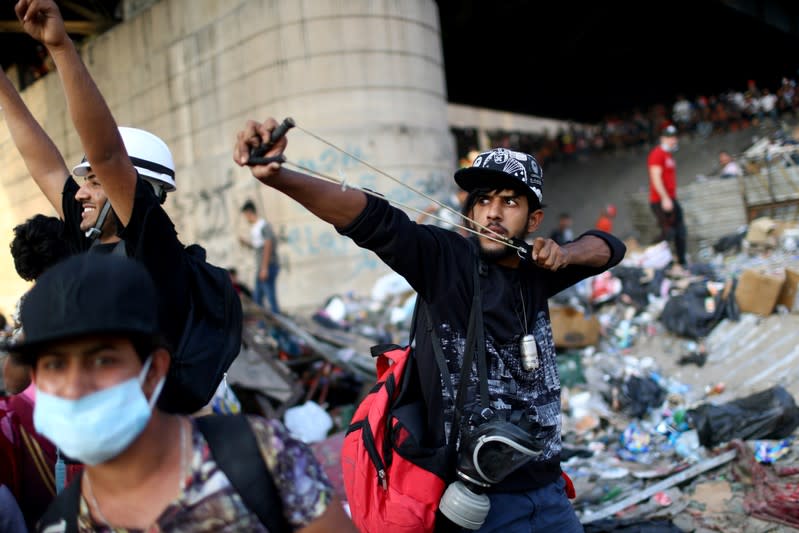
left=648, top=124, right=688, bottom=269
left=9, top=253, right=355, bottom=533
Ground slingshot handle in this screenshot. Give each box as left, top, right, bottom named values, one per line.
left=249, top=117, right=295, bottom=160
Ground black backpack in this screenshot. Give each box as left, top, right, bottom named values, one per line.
left=88, top=237, right=243, bottom=415
left=158, top=244, right=243, bottom=414
left=36, top=415, right=291, bottom=533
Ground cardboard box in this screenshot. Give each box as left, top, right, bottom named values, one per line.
left=735, top=268, right=786, bottom=316
left=550, top=305, right=600, bottom=348
left=745, top=217, right=777, bottom=247
left=777, top=268, right=799, bottom=313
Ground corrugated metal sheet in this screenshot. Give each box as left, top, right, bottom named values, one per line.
left=634, top=313, right=799, bottom=405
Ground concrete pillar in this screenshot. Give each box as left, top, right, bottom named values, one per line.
left=0, top=0, right=454, bottom=315
left=208, top=0, right=455, bottom=309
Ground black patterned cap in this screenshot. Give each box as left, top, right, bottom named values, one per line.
left=455, top=148, right=544, bottom=208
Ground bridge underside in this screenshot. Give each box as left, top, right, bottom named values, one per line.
left=437, top=0, right=799, bottom=122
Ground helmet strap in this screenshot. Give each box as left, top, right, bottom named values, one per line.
left=85, top=200, right=114, bottom=241
left=145, top=180, right=167, bottom=204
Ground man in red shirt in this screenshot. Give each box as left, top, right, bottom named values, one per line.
left=648, top=125, right=687, bottom=267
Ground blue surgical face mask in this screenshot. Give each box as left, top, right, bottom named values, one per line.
left=33, top=356, right=165, bottom=466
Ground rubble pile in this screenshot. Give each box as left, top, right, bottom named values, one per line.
left=225, top=217, right=799, bottom=531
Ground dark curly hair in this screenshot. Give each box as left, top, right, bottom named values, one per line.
left=10, top=214, right=70, bottom=281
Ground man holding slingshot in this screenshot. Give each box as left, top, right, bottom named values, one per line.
left=235, top=118, right=625, bottom=532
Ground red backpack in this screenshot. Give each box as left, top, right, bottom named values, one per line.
left=341, top=342, right=451, bottom=532
left=342, top=264, right=484, bottom=533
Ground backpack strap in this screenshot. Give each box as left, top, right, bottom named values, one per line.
left=196, top=414, right=291, bottom=533
left=452, top=258, right=488, bottom=434
left=421, top=303, right=455, bottom=403
left=472, top=260, right=489, bottom=410
left=36, top=471, right=82, bottom=533
left=86, top=238, right=127, bottom=256
left=418, top=254, right=486, bottom=449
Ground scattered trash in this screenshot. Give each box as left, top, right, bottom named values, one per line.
left=209, top=374, right=242, bottom=415
left=652, top=491, right=672, bottom=506
left=673, top=430, right=703, bottom=463
left=730, top=439, right=799, bottom=528
left=754, top=438, right=793, bottom=464
left=283, top=401, right=334, bottom=443
left=703, top=382, right=725, bottom=397
left=581, top=448, right=737, bottom=523
left=231, top=213, right=799, bottom=530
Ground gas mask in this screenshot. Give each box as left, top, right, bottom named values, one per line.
left=438, top=419, right=546, bottom=530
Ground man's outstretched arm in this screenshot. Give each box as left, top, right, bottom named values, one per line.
left=233, top=118, right=367, bottom=228
left=15, top=0, right=137, bottom=226
left=0, top=67, right=69, bottom=217
left=529, top=232, right=619, bottom=272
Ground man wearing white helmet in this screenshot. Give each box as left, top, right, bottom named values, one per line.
left=0, top=1, right=191, bottom=391
left=54, top=126, right=178, bottom=255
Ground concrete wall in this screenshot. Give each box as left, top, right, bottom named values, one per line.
left=0, top=0, right=453, bottom=316
left=447, top=103, right=581, bottom=150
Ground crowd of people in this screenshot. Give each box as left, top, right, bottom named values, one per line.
left=454, top=76, right=799, bottom=169
left=4, top=0, right=793, bottom=531
left=448, top=78, right=799, bottom=273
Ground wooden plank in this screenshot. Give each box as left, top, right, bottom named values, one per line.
left=260, top=308, right=377, bottom=380
left=580, top=449, right=738, bottom=523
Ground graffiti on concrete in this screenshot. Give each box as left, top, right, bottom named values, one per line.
left=172, top=171, right=235, bottom=242
left=170, top=144, right=449, bottom=281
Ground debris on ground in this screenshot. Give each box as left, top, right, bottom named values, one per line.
left=228, top=217, right=799, bottom=532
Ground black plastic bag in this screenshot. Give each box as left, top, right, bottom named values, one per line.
left=660, top=280, right=738, bottom=339
left=713, top=229, right=746, bottom=254
left=612, top=266, right=667, bottom=309
left=687, top=385, right=799, bottom=448
left=603, top=375, right=667, bottom=419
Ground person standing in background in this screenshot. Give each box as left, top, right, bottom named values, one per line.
left=718, top=150, right=743, bottom=178
left=549, top=213, right=574, bottom=245
left=239, top=200, right=281, bottom=314
left=648, top=125, right=688, bottom=269
left=595, top=204, right=617, bottom=233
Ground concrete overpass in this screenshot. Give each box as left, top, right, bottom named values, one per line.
left=0, top=0, right=797, bottom=317
left=2, top=0, right=798, bottom=121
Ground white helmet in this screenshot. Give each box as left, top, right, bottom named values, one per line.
left=72, top=127, right=176, bottom=193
